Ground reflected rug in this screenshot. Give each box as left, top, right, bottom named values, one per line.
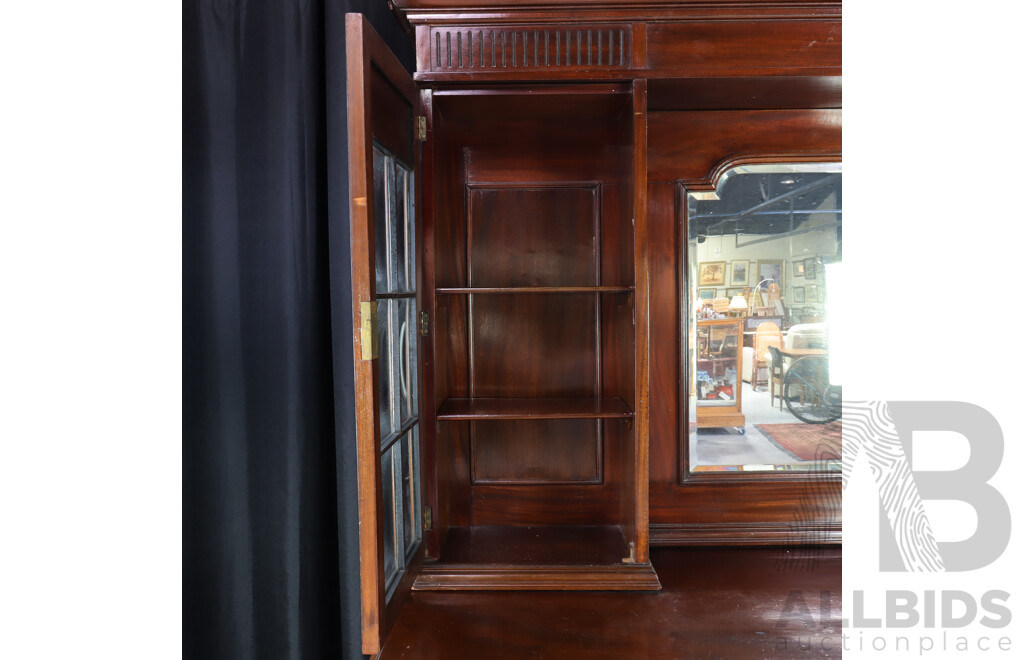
left=755, top=421, right=842, bottom=462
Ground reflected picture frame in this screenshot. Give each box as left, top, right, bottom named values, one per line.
left=729, top=260, right=749, bottom=286
left=697, top=288, right=717, bottom=300
left=755, top=259, right=784, bottom=292
left=698, top=261, right=727, bottom=286
left=793, top=286, right=805, bottom=303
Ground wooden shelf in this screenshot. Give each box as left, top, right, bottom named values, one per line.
left=437, top=397, right=634, bottom=421
left=435, top=286, right=634, bottom=295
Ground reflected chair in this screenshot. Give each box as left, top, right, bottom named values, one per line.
left=751, top=322, right=783, bottom=391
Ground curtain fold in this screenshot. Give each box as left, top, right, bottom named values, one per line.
left=183, top=1, right=413, bottom=659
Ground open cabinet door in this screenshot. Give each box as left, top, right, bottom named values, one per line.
left=345, top=13, right=423, bottom=656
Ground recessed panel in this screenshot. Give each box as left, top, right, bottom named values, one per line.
left=470, top=293, right=597, bottom=398
left=469, top=186, right=598, bottom=288
left=471, top=419, right=602, bottom=484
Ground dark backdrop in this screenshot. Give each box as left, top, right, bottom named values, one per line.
left=183, top=1, right=413, bottom=658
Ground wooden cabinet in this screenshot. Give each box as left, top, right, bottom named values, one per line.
left=346, top=2, right=842, bottom=653
left=695, top=318, right=745, bottom=429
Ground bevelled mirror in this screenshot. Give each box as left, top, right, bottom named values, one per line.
left=684, top=163, right=842, bottom=475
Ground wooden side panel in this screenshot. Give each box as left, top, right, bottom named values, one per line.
left=429, top=107, right=473, bottom=534
left=647, top=183, right=678, bottom=486
left=646, top=20, right=841, bottom=76
left=418, top=89, right=441, bottom=559
left=625, top=78, right=649, bottom=563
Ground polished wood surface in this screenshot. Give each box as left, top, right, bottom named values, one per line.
left=627, top=78, right=649, bottom=564
left=388, top=546, right=840, bottom=658
left=648, top=76, right=842, bottom=111
left=648, top=109, right=841, bottom=186
left=646, top=20, right=840, bottom=77
left=438, top=397, right=634, bottom=420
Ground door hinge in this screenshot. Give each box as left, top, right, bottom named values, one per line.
left=416, top=116, right=427, bottom=141
left=423, top=506, right=433, bottom=531
left=419, top=310, right=430, bottom=336
left=359, top=301, right=378, bottom=361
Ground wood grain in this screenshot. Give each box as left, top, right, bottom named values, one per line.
left=647, top=109, right=842, bottom=186
left=438, top=397, right=634, bottom=420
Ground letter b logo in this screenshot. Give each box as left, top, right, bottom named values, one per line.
left=844, top=401, right=1011, bottom=572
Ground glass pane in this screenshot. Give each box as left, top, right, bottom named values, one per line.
left=384, top=157, right=402, bottom=293
left=381, top=443, right=399, bottom=587
left=394, top=299, right=416, bottom=427
left=406, top=298, right=418, bottom=421
left=391, top=161, right=410, bottom=293
left=372, top=146, right=389, bottom=294
left=402, top=426, right=421, bottom=557
left=405, top=165, right=416, bottom=292
left=377, top=299, right=393, bottom=438
left=686, top=163, right=842, bottom=474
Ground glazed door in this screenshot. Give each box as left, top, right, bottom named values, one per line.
left=344, top=13, right=423, bottom=655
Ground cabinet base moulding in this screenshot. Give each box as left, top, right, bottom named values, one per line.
left=650, top=522, right=842, bottom=546
left=412, top=563, right=662, bottom=591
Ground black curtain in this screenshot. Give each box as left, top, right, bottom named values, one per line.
left=183, top=1, right=413, bottom=658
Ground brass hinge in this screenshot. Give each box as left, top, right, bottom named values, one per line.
left=416, top=116, right=427, bottom=141
left=419, top=310, right=430, bottom=336
left=359, top=301, right=378, bottom=361
left=423, top=506, right=433, bottom=531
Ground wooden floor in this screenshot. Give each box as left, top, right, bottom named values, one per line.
left=379, top=545, right=841, bottom=659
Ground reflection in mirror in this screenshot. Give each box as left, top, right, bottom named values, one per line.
left=686, top=163, right=841, bottom=474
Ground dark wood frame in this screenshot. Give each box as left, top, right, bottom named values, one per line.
left=345, top=14, right=426, bottom=655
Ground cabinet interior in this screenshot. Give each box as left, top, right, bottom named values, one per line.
left=419, top=85, right=653, bottom=585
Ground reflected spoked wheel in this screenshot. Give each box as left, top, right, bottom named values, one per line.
left=782, top=355, right=841, bottom=424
